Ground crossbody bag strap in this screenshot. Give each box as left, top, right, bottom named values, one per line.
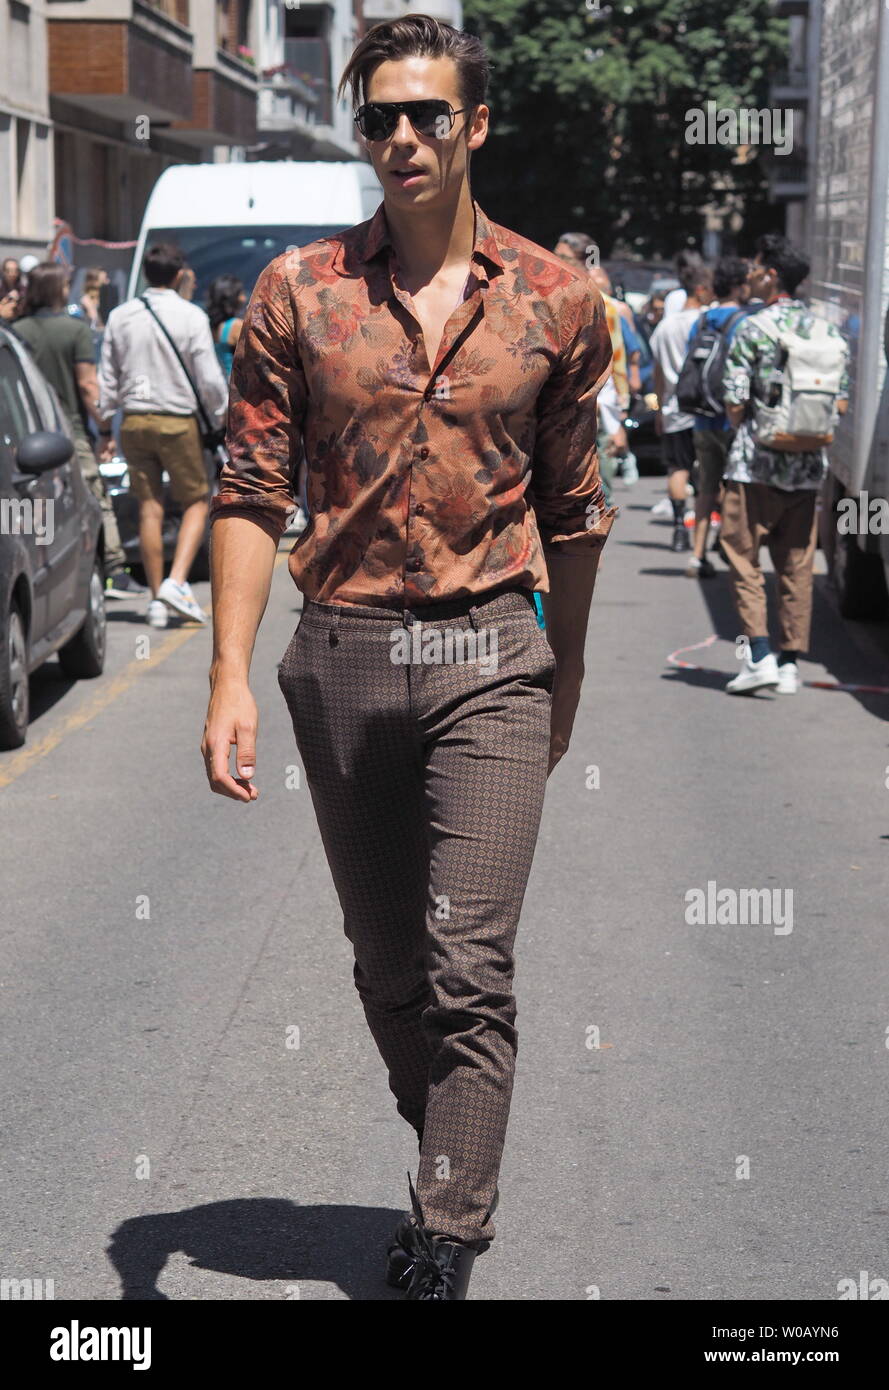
left=139, top=294, right=212, bottom=435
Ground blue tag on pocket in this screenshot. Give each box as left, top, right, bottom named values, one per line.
left=532, top=591, right=546, bottom=629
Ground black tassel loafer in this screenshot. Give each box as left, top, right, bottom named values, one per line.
left=386, top=1173, right=495, bottom=1299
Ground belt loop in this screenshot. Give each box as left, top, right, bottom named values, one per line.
left=329, top=601, right=342, bottom=646
left=468, top=596, right=481, bottom=631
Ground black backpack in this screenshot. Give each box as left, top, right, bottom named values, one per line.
left=676, top=307, right=755, bottom=418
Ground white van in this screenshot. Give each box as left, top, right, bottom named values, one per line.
left=126, top=160, right=383, bottom=304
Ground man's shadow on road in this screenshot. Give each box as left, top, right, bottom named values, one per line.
left=107, top=1199, right=404, bottom=1301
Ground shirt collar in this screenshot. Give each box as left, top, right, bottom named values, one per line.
left=350, top=198, right=506, bottom=280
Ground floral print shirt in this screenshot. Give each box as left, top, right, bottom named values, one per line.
left=723, top=298, right=850, bottom=491
left=210, top=198, right=617, bottom=605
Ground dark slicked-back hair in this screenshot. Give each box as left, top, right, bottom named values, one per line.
left=337, top=13, right=490, bottom=113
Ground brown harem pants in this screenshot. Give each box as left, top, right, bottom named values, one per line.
left=277, top=586, right=555, bottom=1248
left=720, top=480, right=819, bottom=652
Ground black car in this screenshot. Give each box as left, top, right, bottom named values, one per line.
left=98, top=447, right=214, bottom=583
left=0, top=327, right=106, bottom=749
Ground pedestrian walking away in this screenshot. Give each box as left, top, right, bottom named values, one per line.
left=1, top=255, right=23, bottom=322
left=650, top=261, right=713, bottom=552
left=97, top=243, right=229, bottom=628
left=10, top=262, right=137, bottom=595
left=202, top=13, right=616, bottom=1301
left=207, top=275, right=247, bottom=379
left=662, top=249, right=704, bottom=319
left=677, top=255, right=756, bottom=578
left=721, top=234, right=850, bottom=696
left=554, top=235, right=635, bottom=504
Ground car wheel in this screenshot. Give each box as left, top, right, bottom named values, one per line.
left=58, top=554, right=107, bottom=679
left=0, top=601, right=30, bottom=750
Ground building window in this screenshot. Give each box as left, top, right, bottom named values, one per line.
left=142, top=0, right=190, bottom=23
left=216, top=0, right=250, bottom=52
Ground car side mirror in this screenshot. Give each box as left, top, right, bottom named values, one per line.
left=16, top=429, right=75, bottom=474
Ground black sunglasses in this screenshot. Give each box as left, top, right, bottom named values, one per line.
left=354, top=100, right=471, bottom=141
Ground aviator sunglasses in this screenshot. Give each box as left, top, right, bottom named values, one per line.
left=354, top=99, right=471, bottom=141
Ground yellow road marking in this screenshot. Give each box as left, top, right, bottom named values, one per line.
left=0, top=547, right=292, bottom=791
left=0, top=626, right=198, bottom=790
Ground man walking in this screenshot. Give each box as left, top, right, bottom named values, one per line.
left=681, top=255, right=753, bottom=577
left=98, top=244, right=228, bottom=627
left=650, top=262, right=713, bottom=551
left=11, top=263, right=137, bottom=596
left=202, top=14, right=615, bottom=1299
left=722, top=234, right=849, bottom=695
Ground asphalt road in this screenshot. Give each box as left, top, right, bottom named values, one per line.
left=2, top=477, right=889, bottom=1301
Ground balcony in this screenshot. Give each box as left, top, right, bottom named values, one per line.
left=48, top=0, right=194, bottom=126
left=283, top=38, right=333, bottom=127
left=258, top=68, right=320, bottom=133
left=171, top=46, right=259, bottom=147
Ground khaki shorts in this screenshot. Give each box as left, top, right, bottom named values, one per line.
left=120, top=413, right=209, bottom=507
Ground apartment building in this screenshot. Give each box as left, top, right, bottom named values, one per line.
left=46, top=0, right=260, bottom=245
left=765, top=0, right=821, bottom=252
left=253, top=0, right=363, bottom=161
left=1, top=0, right=466, bottom=261
left=252, top=0, right=464, bottom=162
left=0, top=0, right=54, bottom=260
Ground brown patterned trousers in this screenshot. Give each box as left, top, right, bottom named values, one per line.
left=277, top=585, right=555, bottom=1247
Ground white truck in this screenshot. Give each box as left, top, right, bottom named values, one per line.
left=810, top=0, right=889, bottom=618
left=126, top=159, right=383, bottom=305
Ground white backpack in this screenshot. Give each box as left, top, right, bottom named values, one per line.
left=750, top=314, right=846, bottom=452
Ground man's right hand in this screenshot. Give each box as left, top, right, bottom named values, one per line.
left=201, top=675, right=259, bottom=802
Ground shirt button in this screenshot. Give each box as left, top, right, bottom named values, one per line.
left=418, top=446, right=429, bottom=460
left=414, top=502, right=426, bottom=515
left=406, top=557, right=422, bottom=573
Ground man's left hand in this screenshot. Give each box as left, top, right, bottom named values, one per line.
left=547, top=661, right=584, bottom=776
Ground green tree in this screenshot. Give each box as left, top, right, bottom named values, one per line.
left=464, top=0, right=789, bottom=258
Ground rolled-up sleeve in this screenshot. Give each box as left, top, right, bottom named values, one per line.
left=209, top=256, right=307, bottom=544
left=530, top=277, right=618, bottom=554
left=97, top=316, right=119, bottom=421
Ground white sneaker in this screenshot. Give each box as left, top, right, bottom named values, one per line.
left=650, top=496, right=673, bottom=519
left=726, top=652, right=780, bottom=694
left=619, top=451, right=639, bottom=486
left=776, top=661, right=800, bottom=695
left=157, top=577, right=207, bottom=624
left=146, top=599, right=168, bottom=629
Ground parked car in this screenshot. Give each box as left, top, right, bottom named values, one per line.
left=0, top=326, right=105, bottom=750
left=604, top=260, right=679, bottom=314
